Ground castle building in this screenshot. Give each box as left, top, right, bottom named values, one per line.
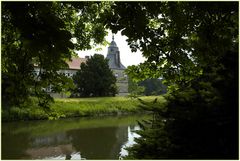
left=34, top=36, right=128, bottom=97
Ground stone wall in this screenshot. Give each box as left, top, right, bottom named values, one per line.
left=112, top=69, right=128, bottom=95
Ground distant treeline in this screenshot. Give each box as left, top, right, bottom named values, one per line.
left=128, top=77, right=167, bottom=96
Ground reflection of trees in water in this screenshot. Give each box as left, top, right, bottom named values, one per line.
left=1, top=131, right=32, bottom=159
left=67, top=126, right=129, bottom=159
left=110, top=126, right=129, bottom=159
left=2, top=123, right=74, bottom=159
left=31, top=133, right=72, bottom=147
left=2, top=126, right=129, bottom=160
left=2, top=115, right=146, bottom=159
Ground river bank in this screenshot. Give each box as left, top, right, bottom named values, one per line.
left=2, top=96, right=166, bottom=122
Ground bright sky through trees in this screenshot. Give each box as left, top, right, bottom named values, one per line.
left=76, top=31, right=146, bottom=67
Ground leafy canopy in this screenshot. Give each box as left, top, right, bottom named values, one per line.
left=1, top=2, right=111, bottom=108
left=105, top=2, right=238, bottom=159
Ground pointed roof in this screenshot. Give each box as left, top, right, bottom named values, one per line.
left=109, top=35, right=117, bottom=47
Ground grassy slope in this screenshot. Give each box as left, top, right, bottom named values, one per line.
left=2, top=96, right=166, bottom=121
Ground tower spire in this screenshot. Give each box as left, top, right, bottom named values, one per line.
left=112, top=34, right=114, bottom=41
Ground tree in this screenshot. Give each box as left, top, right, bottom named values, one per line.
left=128, top=77, right=167, bottom=97
left=105, top=2, right=238, bottom=159
left=138, top=78, right=167, bottom=95
left=127, top=76, right=145, bottom=98
left=72, top=54, right=117, bottom=97
left=1, top=2, right=111, bottom=108
left=2, top=2, right=72, bottom=108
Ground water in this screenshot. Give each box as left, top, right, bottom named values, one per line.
left=1, top=115, right=150, bottom=160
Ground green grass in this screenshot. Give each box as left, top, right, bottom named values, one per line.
left=2, top=96, right=166, bottom=122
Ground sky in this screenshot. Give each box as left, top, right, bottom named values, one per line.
left=76, top=31, right=146, bottom=67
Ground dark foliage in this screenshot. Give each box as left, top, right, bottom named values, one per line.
left=105, top=2, right=239, bottom=159
left=1, top=2, right=109, bottom=108
left=2, top=2, right=73, bottom=108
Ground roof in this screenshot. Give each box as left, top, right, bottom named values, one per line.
left=66, top=57, right=87, bottom=70
left=110, top=40, right=117, bottom=47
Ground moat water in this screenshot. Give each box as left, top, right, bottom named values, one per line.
left=2, top=115, right=150, bottom=160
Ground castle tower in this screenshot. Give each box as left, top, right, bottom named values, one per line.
left=106, top=35, right=128, bottom=96
left=106, top=35, right=126, bottom=70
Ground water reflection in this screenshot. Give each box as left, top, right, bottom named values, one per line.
left=119, top=125, right=141, bottom=159
left=2, top=115, right=150, bottom=160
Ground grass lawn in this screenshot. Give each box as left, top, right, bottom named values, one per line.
left=2, top=95, right=166, bottom=122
